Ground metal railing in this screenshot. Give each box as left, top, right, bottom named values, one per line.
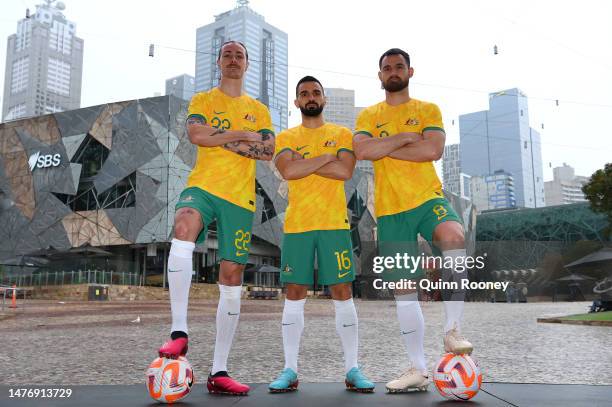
left=1, top=270, right=141, bottom=287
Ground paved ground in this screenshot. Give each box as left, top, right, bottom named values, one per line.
left=1, top=299, right=610, bottom=386
left=1, top=383, right=611, bottom=407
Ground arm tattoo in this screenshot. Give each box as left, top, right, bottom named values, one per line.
left=186, top=116, right=205, bottom=126
left=223, top=141, right=273, bottom=160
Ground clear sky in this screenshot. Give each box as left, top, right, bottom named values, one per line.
left=1, top=0, right=611, bottom=181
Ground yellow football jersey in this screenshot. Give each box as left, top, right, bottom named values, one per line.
left=275, top=123, right=353, bottom=233
left=354, top=98, right=444, bottom=217
left=186, top=87, right=273, bottom=212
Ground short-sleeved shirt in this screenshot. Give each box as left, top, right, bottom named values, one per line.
left=354, top=98, right=445, bottom=217
left=186, top=87, right=273, bottom=212
left=275, top=123, right=353, bottom=233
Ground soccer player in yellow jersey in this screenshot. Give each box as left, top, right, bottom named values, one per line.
left=354, top=48, right=473, bottom=393
left=268, top=76, right=374, bottom=393
left=157, top=41, right=275, bottom=396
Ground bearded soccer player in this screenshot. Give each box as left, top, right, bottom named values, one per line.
left=157, top=41, right=275, bottom=396
left=268, top=76, right=374, bottom=393
left=353, top=48, right=473, bottom=393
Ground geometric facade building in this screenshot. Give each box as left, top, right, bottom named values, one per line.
left=195, top=0, right=288, bottom=133
left=2, top=1, right=83, bottom=122
left=459, top=88, right=544, bottom=208
left=0, top=95, right=476, bottom=285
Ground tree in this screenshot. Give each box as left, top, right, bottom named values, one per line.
left=582, top=163, right=612, bottom=239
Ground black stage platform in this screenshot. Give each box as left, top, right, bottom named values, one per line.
left=1, top=382, right=610, bottom=407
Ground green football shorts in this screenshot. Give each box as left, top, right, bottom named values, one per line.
left=377, top=198, right=462, bottom=281
left=281, top=229, right=355, bottom=286
left=175, top=187, right=254, bottom=264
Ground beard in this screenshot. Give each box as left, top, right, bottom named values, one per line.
left=382, top=76, right=409, bottom=92
left=300, top=102, right=324, bottom=117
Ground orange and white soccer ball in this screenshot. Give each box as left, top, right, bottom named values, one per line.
left=433, top=353, right=482, bottom=401
left=146, top=356, right=194, bottom=403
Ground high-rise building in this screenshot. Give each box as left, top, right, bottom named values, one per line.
left=2, top=1, right=83, bottom=122
left=470, top=170, right=516, bottom=212
left=324, top=88, right=371, bottom=173
left=459, top=88, right=544, bottom=208
left=544, top=163, right=588, bottom=206
left=325, top=88, right=356, bottom=129
left=165, top=74, right=195, bottom=102
left=443, top=144, right=460, bottom=194
left=442, top=144, right=471, bottom=199
left=194, top=0, right=288, bottom=133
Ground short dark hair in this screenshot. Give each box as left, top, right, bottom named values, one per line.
left=295, top=75, right=324, bottom=96
left=379, top=48, right=410, bottom=68
left=217, top=40, right=249, bottom=61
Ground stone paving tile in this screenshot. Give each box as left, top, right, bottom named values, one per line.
left=0, top=300, right=610, bottom=386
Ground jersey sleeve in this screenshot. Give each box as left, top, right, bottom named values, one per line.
left=354, top=109, right=374, bottom=138
left=187, top=93, right=208, bottom=124
left=337, top=127, right=354, bottom=155
left=274, top=131, right=292, bottom=160
left=256, top=104, right=275, bottom=137
left=422, top=103, right=445, bottom=133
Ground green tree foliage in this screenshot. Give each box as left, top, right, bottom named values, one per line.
left=582, top=163, right=612, bottom=239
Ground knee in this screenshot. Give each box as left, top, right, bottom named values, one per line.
left=174, top=210, right=201, bottom=241
left=286, top=284, right=307, bottom=300
left=434, top=222, right=465, bottom=249
left=330, top=283, right=352, bottom=301
left=219, top=261, right=244, bottom=286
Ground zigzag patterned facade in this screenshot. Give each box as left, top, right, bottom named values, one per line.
left=0, top=96, right=476, bottom=278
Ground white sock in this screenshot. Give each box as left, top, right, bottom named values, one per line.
left=282, top=299, right=306, bottom=373
left=168, top=238, right=195, bottom=335
left=212, top=284, right=242, bottom=374
left=442, top=249, right=467, bottom=333
left=334, top=298, right=358, bottom=374
left=395, top=292, right=427, bottom=372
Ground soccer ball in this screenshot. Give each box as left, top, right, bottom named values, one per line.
left=433, top=353, right=482, bottom=401
left=146, top=356, right=194, bottom=403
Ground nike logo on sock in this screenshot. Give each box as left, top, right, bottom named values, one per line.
left=400, top=330, right=416, bottom=335
left=168, top=269, right=181, bottom=273
left=282, top=322, right=295, bottom=326
left=227, top=312, right=239, bottom=316
left=342, top=323, right=356, bottom=328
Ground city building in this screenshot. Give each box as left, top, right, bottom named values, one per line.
left=544, top=163, right=588, bottom=206
left=165, top=74, right=195, bottom=102
left=324, top=88, right=371, bottom=173
left=459, top=88, right=544, bottom=208
left=2, top=96, right=441, bottom=288
left=470, top=170, right=516, bottom=211
left=194, top=0, right=288, bottom=133
left=325, top=88, right=356, bottom=129
left=2, top=0, right=83, bottom=122
left=442, top=144, right=471, bottom=199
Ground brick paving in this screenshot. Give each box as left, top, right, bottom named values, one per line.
left=1, top=299, right=609, bottom=386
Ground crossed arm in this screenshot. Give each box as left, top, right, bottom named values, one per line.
left=275, top=149, right=356, bottom=181
left=353, top=130, right=445, bottom=162
left=186, top=116, right=275, bottom=161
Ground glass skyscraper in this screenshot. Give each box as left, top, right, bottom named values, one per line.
left=459, top=88, right=544, bottom=208
left=194, top=1, right=288, bottom=133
